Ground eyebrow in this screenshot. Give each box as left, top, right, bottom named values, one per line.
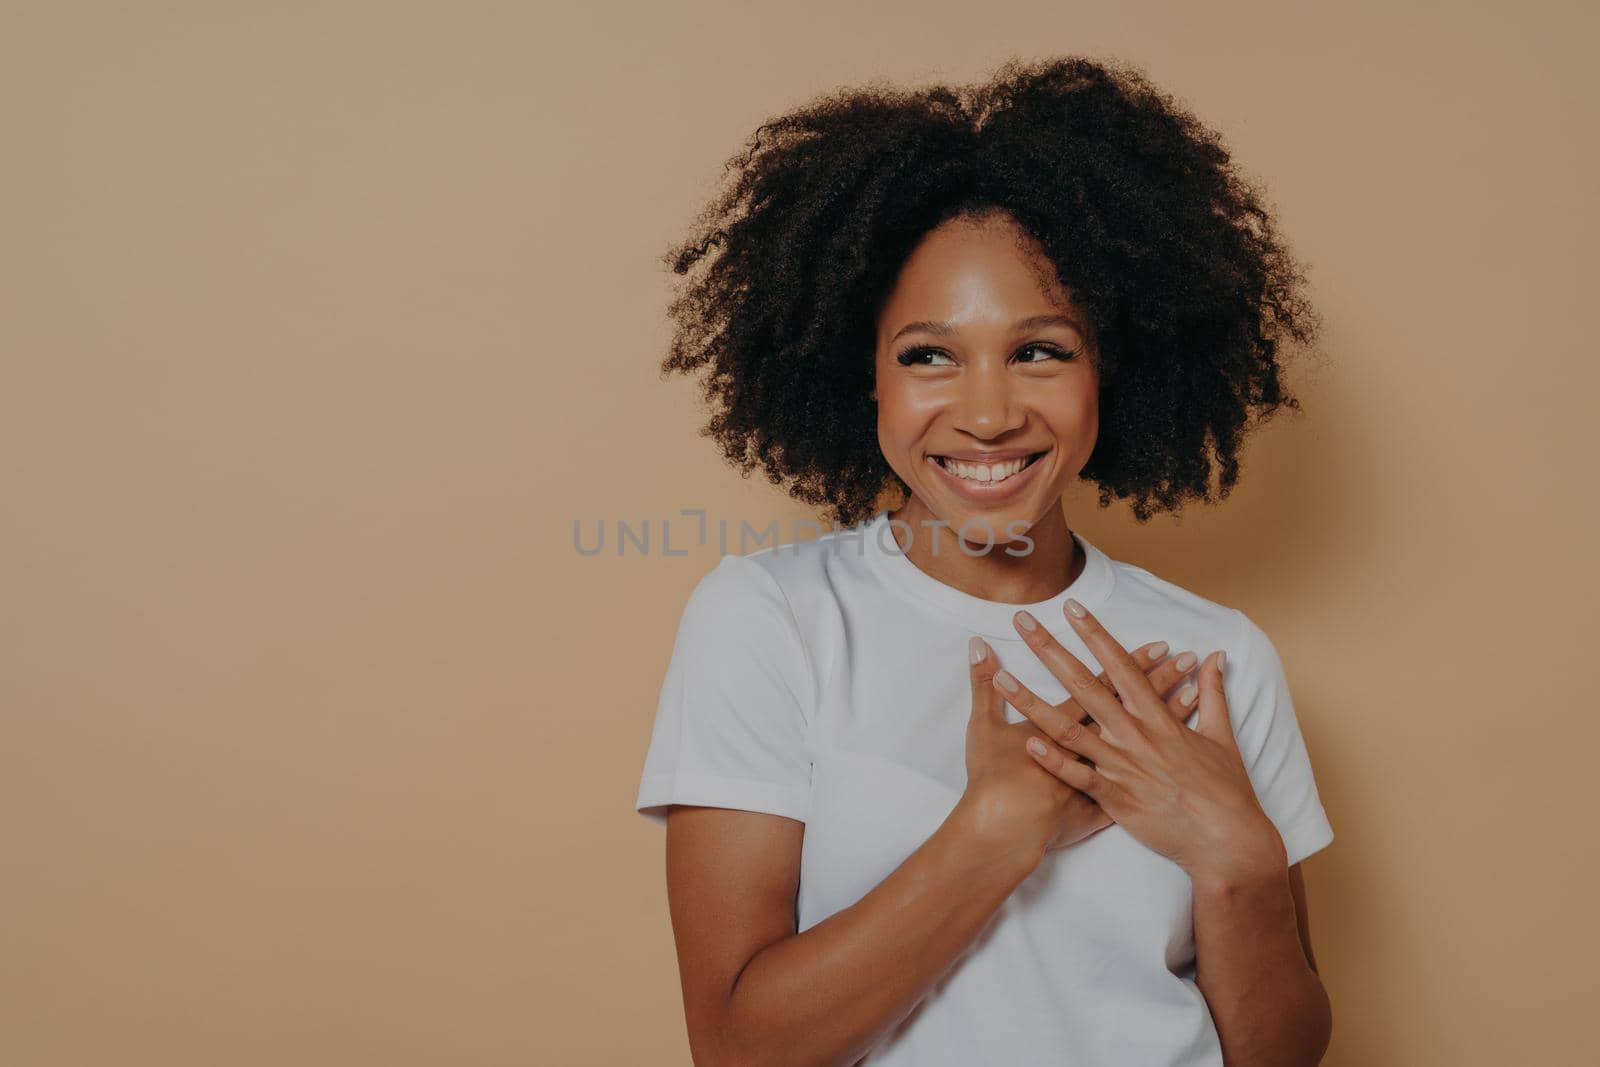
left=888, top=313, right=1085, bottom=345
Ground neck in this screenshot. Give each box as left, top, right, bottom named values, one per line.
left=886, top=495, right=1082, bottom=605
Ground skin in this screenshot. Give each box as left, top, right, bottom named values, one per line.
left=996, top=606, right=1329, bottom=1065
left=664, top=209, right=1329, bottom=1067
left=870, top=209, right=1099, bottom=602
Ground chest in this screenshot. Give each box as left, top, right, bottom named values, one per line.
left=794, top=623, right=1197, bottom=970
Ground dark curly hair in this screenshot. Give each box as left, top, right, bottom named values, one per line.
left=659, top=55, right=1321, bottom=528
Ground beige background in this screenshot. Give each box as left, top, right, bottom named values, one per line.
left=3, top=1, right=1595, bottom=1064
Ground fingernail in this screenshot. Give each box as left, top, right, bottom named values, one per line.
left=1147, top=641, right=1169, bottom=659
left=1065, top=597, right=1086, bottom=619
left=1216, top=650, right=1227, bottom=672
left=1014, top=610, right=1038, bottom=632
left=994, top=669, right=1020, bottom=692
left=1178, top=683, right=1199, bottom=707
left=1027, top=738, right=1048, bottom=758
left=969, top=636, right=987, bottom=664
left=1173, top=651, right=1197, bottom=672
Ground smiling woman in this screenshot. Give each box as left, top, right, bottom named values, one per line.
left=636, top=55, right=1332, bottom=1067
left=871, top=210, right=1101, bottom=595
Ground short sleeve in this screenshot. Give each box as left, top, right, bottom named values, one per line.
left=1224, top=609, right=1335, bottom=867
left=634, top=554, right=817, bottom=826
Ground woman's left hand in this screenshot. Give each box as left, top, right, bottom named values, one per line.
left=993, top=598, right=1288, bottom=886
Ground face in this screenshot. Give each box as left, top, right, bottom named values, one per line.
left=873, top=210, right=1100, bottom=548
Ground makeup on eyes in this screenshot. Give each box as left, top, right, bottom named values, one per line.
left=893, top=342, right=1080, bottom=367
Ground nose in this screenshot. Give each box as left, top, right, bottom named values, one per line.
left=952, top=360, right=1025, bottom=439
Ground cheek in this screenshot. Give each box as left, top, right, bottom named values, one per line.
left=1023, top=383, right=1099, bottom=477
left=873, top=385, right=943, bottom=486
left=872, top=380, right=932, bottom=447
left=1043, top=382, right=1099, bottom=438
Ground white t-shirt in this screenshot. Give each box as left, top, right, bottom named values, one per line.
left=635, top=510, right=1333, bottom=1066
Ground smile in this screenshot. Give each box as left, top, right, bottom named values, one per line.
left=925, top=450, right=1049, bottom=501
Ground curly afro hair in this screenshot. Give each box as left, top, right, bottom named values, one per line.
left=659, top=55, right=1321, bottom=528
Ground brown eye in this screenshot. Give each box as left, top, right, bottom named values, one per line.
left=895, top=346, right=956, bottom=367
left=1015, top=343, right=1076, bottom=363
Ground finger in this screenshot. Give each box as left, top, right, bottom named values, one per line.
left=1195, top=648, right=1238, bottom=749
left=1149, top=649, right=1200, bottom=707
left=1011, top=610, right=1139, bottom=739
left=967, top=635, right=1005, bottom=730
left=1061, top=599, right=1173, bottom=727
left=1025, top=734, right=1111, bottom=801
left=1096, top=641, right=1171, bottom=702
left=1076, top=690, right=1195, bottom=749
left=1167, top=678, right=1202, bottom=729
left=993, top=668, right=1118, bottom=767
left=1078, top=646, right=1198, bottom=726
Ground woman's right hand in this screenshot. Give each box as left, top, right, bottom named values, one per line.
left=959, top=634, right=1200, bottom=864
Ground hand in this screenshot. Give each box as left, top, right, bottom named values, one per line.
left=1000, top=600, right=1288, bottom=885
left=959, top=633, right=1205, bottom=865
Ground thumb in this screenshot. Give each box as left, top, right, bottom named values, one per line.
left=967, top=636, right=1004, bottom=731
left=1196, top=649, right=1239, bottom=750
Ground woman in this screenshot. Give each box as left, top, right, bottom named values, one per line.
left=635, top=56, right=1333, bottom=1067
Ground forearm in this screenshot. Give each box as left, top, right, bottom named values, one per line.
left=1193, top=863, right=1331, bottom=1067
left=714, top=799, right=1038, bottom=1067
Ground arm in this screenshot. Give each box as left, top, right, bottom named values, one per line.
left=662, top=634, right=1188, bottom=1067
left=665, top=797, right=1038, bottom=1067
left=995, top=600, right=1334, bottom=1067
left=1193, top=859, right=1331, bottom=1066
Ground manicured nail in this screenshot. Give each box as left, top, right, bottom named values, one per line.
left=969, top=636, right=987, bottom=664
left=1147, top=641, right=1169, bottom=659
left=1014, top=610, right=1038, bottom=632
left=1027, top=738, right=1048, bottom=758
left=1216, top=650, right=1227, bottom=672
left=1065, top=597, right=1086, bottom=619
left=1173, top=651, right=1197, bottom=672
left=994, top=669, right=1020, bottom=692
left=1178, top=683, right=1199, bottom=707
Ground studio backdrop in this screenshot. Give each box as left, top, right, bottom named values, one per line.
left=2, top=2, right=1595, bottom=1065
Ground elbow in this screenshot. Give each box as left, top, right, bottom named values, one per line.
left=688, top=1013, right=767, bottom=1067
left=690, top=1016, right=834, bottom=1067
left=1294, top=974, right=1333, bottom=1066
left=1218, top=970, right=1332, bottom=1067
left=686, top=1019, right=737, bottom=1067
left=1312, top=979, right=1333, bottom=1064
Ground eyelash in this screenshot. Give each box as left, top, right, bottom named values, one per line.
left=893, top=343, right=1079, bottom=367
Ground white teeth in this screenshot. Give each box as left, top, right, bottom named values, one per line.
left=936, top=455, right=1033, bottom=483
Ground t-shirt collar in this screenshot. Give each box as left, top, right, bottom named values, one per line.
left=856, top=509, right=1116, bottom=639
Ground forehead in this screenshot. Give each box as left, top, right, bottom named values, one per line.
left=877, top=214, right=1081, bottom=330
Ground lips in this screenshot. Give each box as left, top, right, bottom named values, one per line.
left=931, top=451, right=1046, bottom=483
left=925, top=449, right=1049, bottom=503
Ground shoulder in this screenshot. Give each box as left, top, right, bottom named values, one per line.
left=741, top=522, right=868, bottom=583
left=1100, top=553, right=1251, bottom=644
left=673, top=544, right=828, bottom=676
left=707, top=522, right=873, bottom=620
left=1095, top=552, right=1290, bottom=715
left=677, top=551, right=805, bottom=644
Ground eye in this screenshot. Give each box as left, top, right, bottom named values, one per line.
left=894, top=346, right=956, bottom=367
left=1014, top=343, right=1078, bottom=364
left=892, top=343, right=1080, bottom=367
